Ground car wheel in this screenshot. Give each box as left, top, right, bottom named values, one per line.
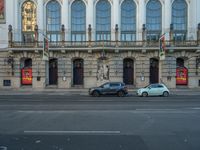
left=142, top=92, right=148, bottom=97
left=163, top=91, right=169, bottom=97
left=117, top=91, right=125, bottom=97
left=92, top=91, right=100, bottom=97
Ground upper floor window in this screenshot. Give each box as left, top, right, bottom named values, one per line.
left=172, top=0, right=187, bottom=41
left=96, top=0, right=111, bottom=41
left=121, top=0, right=136, bottom=41
left=46, top=0, right=61, bottom=42
left=146, top=0, right=162, bottom=41
left=21, top=1, right=37, bottom=42
left=71, top=0, right=86, bottom=42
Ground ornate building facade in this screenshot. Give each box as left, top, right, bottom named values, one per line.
left=0, top=0, right=200, bottom=89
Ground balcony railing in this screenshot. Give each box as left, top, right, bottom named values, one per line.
left=10, top=40, right=199, bottom=49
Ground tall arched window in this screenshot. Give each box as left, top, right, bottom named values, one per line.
left=21, top=1, right=37, bottom=42
left=71, top=0, right=86, bottom=41
left=146, top=0, right=162, bottom=41
left=46, top=0, right=61, bottom=42
left=172, top=0, right=187, bottom=41
left=96, top=0, right=111, bottom=41
left=121, top=0, right=136, bottom=41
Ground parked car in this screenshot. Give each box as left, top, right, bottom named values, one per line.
left=137, top=83, right=170, bottom=97
left=89, top=82, right=128, bottom=97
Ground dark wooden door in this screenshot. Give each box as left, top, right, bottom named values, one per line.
left=123, top=59, right=134, bottom=85
left=150, top=58, right=159, bottom=84
left=49, top=59, right=58, bottom=85
left=73, top=59, right=84, bottom=85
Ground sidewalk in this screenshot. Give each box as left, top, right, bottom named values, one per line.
left=0, top=88, right=200, bottom=96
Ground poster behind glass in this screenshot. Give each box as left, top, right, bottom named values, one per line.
left=0, top=0, right=5, bottom=23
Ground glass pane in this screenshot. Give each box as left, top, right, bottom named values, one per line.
left=172, top=0, right=187, bottom=31
left=96, top=0, right=111, bottom=41
left=46, top=0, right=61, bottom=31
left=146, top=0, right=161, bottom=33
left=71, top=0, right=86, bottom=41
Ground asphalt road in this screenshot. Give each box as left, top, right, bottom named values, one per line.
left=0, top=95, right=200, bottom=150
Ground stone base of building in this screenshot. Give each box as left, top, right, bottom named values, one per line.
left=1, top=50, right=200, bottom=89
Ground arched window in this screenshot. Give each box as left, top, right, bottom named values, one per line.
left=121, top=0, right=136, bottom=41
left=71, top=0, right=86, bottom=41
left=146, top=0, right=162, bottom=41
left=96, top=0, right=111, bottom=41
left=21, top=1, right=37, bottom=42
left=172, top=0, right=187, bottom=41
left=46, top=0, right=61, bottom=42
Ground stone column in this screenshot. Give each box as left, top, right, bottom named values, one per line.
left=87, top=0, right=94, bottom=41
left=88, top=24, right=92, bottom=47
left=37, top=0, right=43, bottom=41
left=61, top=24, right=65, bottom=47
left=112, top=0, right=119, bottom=41
left=197, top=23, right=200, bottom=45
left=170, top=24, right=174, bottom=46
left=34, top=25, right=38, bottom=47
left=138, top=0, right=145, bottom=41
left=8, top=25, right=13, bottom=48
left=115, top=24, right=119, bottom=46
left=164, top=0, right=171, bottom=40
left=62, top=0, right=68, bottom=41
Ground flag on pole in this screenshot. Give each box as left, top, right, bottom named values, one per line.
left=42, top=37, right=49, bottom=61
left=159, top=33, right=166, bottom=60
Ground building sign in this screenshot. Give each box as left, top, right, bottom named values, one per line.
left=0, top=0, right=5, bottom=23
left=176, top=67, right=188, bottom=85
left=21, top=68, right=32, bottom=85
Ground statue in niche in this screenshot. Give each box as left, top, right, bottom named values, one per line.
left=97, top=59, right=109, bottom=81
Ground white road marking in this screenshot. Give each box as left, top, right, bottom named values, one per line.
left=24, top=130, right=121, bottom=134
left=191, top=107, right=200, bottom=110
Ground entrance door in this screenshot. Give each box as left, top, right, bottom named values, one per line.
left=21, top=58, right=32, bottom=85
left=150, top=58, right=159, bottom=84
left=73, top=59, right=84, bottom=85
left=123, top=58, right=134, bottom=85
left=49, top=59, right=58, bottom=85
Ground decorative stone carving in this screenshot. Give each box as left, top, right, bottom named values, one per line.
left=96, top=58, right=110, bottom=82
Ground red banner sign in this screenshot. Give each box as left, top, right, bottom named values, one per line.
left=176, top=67, right=188, bottom=85
left=21, top=68, right=32, bottom=85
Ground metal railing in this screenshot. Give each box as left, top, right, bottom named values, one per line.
left=10, top=40, right=200, bottom=49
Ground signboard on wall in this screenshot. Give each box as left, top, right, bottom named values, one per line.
left=0, top=0, right=5, bottom=23
left=21, top=68, right=32, bottom=85
left=176, top=67, right=188, bottom=85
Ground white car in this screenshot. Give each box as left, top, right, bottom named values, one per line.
left=137, top=83, right=170, bottom=97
